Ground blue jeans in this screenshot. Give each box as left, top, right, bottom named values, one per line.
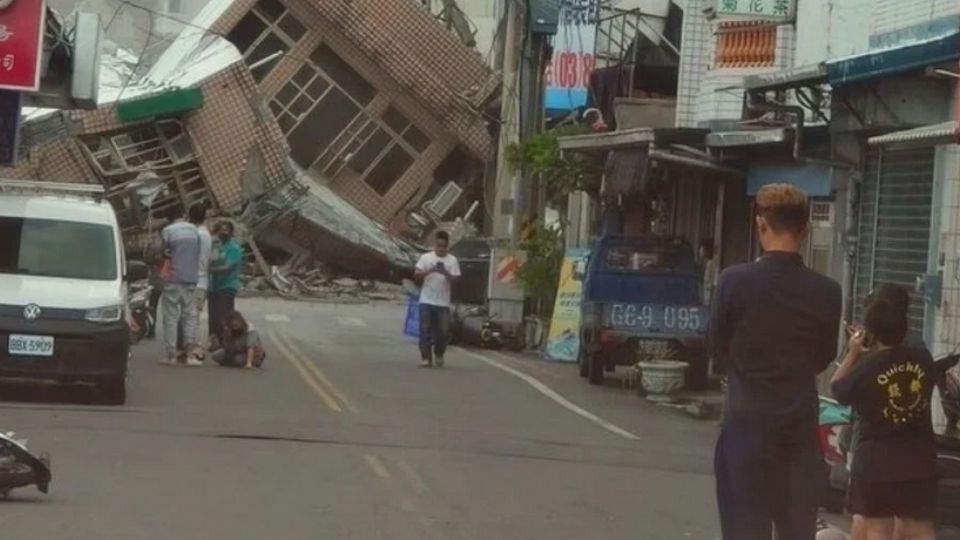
left=418, top=304, right=450, bottom=361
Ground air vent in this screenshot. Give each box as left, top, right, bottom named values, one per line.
left=423, top=182, right=463, bottom=219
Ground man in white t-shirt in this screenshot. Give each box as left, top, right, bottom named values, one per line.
left=413, top=230, right=461, bottom=368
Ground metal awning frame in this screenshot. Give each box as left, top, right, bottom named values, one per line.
left=743, top=64, right=829, bottom=92
left=867, top=121, right=959, bottom=148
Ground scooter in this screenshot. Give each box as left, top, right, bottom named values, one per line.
left=128, top=281, right=154, bottom=344
left=0, top=432, right=51, bottom=497
left=817, top=353, right=960, bottom=529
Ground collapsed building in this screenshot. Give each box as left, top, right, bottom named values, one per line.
left=3, top=0, right=497, bottom=279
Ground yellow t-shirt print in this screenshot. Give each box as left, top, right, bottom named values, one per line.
left=878, top=361, right=927, bottom=425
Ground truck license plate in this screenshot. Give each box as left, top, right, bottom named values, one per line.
left=8, top=335, right=55, bottom=357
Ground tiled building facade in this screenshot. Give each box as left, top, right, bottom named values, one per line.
left=211, top=0, right=495, bottom=227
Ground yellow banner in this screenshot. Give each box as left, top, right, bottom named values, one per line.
left=544, top=248, right=589, bottom=362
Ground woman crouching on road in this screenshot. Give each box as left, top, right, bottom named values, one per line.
left=212, top=311, right=265, bottom=369
left=831, top=288, right=937, bottom=540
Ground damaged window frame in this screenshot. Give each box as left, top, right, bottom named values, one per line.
left=79, top=119, right=197, bottom=178
left=227, top=0, right=307, bottom=82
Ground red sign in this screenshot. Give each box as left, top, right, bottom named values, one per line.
left=0, top=0, right=46, bottom=91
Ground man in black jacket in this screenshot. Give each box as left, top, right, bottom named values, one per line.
left=708, top=184, right=842, bottom=540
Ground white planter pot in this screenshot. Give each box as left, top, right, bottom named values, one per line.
left=637, top=360, right=688, bottom=403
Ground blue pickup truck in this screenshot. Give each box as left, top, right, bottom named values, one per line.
left=577, top=235, right=710, bottom=389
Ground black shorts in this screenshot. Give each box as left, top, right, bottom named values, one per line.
left=847, top=477, right=938, bottom=519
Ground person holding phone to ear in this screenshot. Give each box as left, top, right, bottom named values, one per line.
left=832, top=290, right=938, bottom=540
left=413, top=230, right=461, bottom=368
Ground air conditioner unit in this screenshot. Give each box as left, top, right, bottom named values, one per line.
left=423, top=182, right=463, bottom=220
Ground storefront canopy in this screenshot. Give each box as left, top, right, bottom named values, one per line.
left=826, top=30, right=960, bottom=87
left=867, top=121, right=959, bottom=147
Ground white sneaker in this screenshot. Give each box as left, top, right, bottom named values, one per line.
left=184, top=356, right=204, bottom=367
left=435, top=357, right=445, bottom=367
left=419, top=359, right=431, bottom=368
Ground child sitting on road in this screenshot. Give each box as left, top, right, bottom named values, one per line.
left=212, top=310, right=265, bottom=369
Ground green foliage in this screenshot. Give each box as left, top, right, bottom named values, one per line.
left=505, top=125, right=602, bottom=206
left=516, top=223, right=564, bottom=311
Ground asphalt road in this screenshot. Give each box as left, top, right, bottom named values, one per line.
left=0, top=297, right=721, bottom=539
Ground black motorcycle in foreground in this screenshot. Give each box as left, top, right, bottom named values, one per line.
left=0, top=432, right=51, bottom=498
left=128, top=280, right=155, bottom=344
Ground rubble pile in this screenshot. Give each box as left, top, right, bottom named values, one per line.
left=240, top=255, right=409, bottom=304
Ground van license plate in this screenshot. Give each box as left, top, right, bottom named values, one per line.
left=8, top=335, right=55, bottom=357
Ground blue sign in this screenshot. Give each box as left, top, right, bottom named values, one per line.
left=0, top=90, right=21, bottom=167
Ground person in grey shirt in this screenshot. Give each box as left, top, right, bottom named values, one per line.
left=160, top=207, right=201, bottom=366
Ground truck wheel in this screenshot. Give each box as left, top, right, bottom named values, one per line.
left=100, top=377, right=126, bottom=405
left=578, top=348, right=588, bottom=378
left=587, top=352, right=604, bottom=385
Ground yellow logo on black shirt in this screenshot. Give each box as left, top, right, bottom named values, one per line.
left=877, top=361, right=927, bottom=425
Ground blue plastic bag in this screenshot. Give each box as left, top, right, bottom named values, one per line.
left=403, top=294, right=420, bottom=341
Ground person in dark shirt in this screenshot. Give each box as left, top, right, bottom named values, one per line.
left=831, top=294, right=937, bottom=540
left=708, top=184, right=842, bottom=540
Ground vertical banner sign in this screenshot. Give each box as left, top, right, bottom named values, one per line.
left=0, top=0, right=46, bottom=91
left=544, top=248, right=589, bottom=362
left=0, top=89, right=21, bottom=166
left=544, top=0, right=598, bottom=111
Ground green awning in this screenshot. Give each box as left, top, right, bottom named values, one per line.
left=116, top=88, right=204, bottom=123
left=530, top=0, right=560, bottom=35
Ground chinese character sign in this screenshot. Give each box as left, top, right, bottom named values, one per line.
left=544, top=0, right=598, bottom=111
left=0, top=0, right=46, bottom=91
left=716, top=0, right=794, bottom=19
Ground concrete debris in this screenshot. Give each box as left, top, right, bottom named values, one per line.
left=239, top=256, right=408, bottom=304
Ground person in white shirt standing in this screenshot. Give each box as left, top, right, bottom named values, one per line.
left=186, top=203, right=213, bottom=361
left=413, top=231, right=461, bottom=368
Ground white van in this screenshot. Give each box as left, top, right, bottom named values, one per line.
left=0, top=180, right=144, bottom=404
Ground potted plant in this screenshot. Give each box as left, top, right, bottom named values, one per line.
left=635, top=341, right=688, bottom=403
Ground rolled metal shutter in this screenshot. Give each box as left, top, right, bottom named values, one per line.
left=853, top=146, right=936, bottom=342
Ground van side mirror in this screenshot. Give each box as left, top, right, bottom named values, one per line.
left=126, top=260, right=149, bottom=282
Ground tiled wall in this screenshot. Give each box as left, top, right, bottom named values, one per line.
left=676, top=0, right=711, bottom=127
left=872, top=0, right=958, bottom=38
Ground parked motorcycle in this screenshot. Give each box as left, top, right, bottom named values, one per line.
left=0, top=432, right=51, bottom=497
left=817, top=353, right=960, bottom=529
left=128, top=280, right=154, bottom=344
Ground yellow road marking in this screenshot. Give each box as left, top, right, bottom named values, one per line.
left=364, top=454, right=392, bottom=480
left=276, top=333, right=358, bottom=413
left=267, top=330, right=342, bottom=413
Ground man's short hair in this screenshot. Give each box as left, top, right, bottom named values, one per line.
left=865, top=299, right=908, bottom=346
left=435, top=230, right=450, bottom=243
left=219, top=220, right=235, bottom=235
left=756, top=184, right=809, bottom=235
left=188, top=203, right=206, bottom=224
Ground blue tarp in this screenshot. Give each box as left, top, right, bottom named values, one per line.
left=747, top=162, right=832, bottom=197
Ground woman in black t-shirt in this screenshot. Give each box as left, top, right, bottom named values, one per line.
left=831, top=296, right=937, bottom=540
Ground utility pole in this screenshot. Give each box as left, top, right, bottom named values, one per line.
left=492, top=0, right=522, bottom=241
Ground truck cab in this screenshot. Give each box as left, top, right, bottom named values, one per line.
left=577, top=235, right=709, bottom=389
left=0, top=180, right=144, bottom=404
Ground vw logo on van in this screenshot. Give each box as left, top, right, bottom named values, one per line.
left=22, top=304, right=41, bottom=321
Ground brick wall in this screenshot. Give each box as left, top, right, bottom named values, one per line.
left=676, top=0, right=711, bottom=128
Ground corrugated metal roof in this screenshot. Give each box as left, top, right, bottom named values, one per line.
left=867, top=121, right=958, bottom=147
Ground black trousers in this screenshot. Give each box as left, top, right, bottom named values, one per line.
left=208, top=289, right=236, bottom=342
left=418, top=304, right=450, bottom=361
left=715, top=415, right=820, bottom=540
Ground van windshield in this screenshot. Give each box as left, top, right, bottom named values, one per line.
left=0, top=217, right=117, bottom=281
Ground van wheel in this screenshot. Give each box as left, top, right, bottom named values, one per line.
left=100, top=377, right=126, bottom=405
left=588, top=352, right=604, bottom=385
left=578, top=347, right=588, bottom=378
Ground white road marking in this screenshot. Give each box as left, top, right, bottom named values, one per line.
left=458, top=347, right=641, bottom=441
left=337, top=316, right=367, bottom=327
left=264, top=314, right=291, bottom=322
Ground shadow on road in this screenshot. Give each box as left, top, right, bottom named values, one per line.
left=0, top=381, right=105, bottom=406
